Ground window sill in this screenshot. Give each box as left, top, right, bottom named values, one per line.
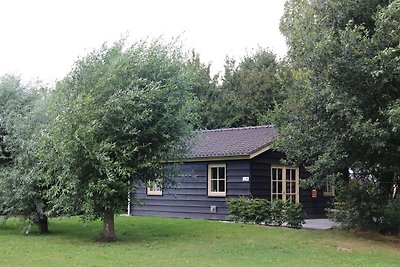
left=207, top=193, right=226, bottom=197
left=147, top=191, right=163, bottom=196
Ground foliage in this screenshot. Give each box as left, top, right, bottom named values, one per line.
left=267, top=199, right=286, bottom=226
left=185, top=50, right=221, bottom=129
left=284, top=201, right=305, bottom=229
left=105, top=45, right=284, bottom=131
left=227, top=197, right=305, bottom=228
left=271, top=0, right=400, bottom=202
left=332, top=179, right=400, bottom=234
left=189, top=48, right=285, bottom=130
left=226, top=197, right=246, bottom=222
left=382, top=197, right=400, bottom=234
left=214, top=49, right=284, bottom=128
left=250, top=198, right=271, bottom=224
left=37, top=39, right=198, bottom=240
left=0, top=75, right=50, bottom=233
left=284, top=201, right=305, bottom=228
left=227, top=197, right=269, bottom=224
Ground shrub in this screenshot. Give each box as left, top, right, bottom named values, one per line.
left=227, top=197, right=269, bottom=224
left=285, top=202, right=305, bottom=228
left=227, top=197, right=247, bottom=222
left=332, top=179, right=399, bottom=234
left=267, top=199, right=285, bottom=226
left=381, top=197, right=400, bottom=234
left=332, top=180, right=385, bottom=230
left=248, top=198, right=270, bottom=224
left=227, top=197, right=305, bottom=228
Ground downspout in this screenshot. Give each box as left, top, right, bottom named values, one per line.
left=127, top=181, right=131, bottom=216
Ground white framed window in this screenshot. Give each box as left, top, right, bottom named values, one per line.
left=208, top=164, right=226, bottom=197
left=323, top=180, right=335, bottom=197
left=271, top=165, right=299, bottom=203
left=147, top=180, right=163, bottom=196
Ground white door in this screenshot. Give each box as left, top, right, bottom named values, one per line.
left=271, top=166, right=299, bottom=203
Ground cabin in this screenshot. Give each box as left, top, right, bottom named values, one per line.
left=131, top=125, right=332, bottom=220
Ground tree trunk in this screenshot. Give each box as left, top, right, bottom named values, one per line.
left=99, top=208, right=116, bottom=242
left=37, top=215, right=49, bottom=234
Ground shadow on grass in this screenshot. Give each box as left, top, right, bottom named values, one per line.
left=349, top=229, right=400, bottom=245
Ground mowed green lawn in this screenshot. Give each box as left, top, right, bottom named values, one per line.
left=1, top=216, right=399, bottom=267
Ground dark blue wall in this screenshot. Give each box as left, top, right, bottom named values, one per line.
left=250, top=150, right=330, bottom=218
left=131, top=160, right=251, bottom=220
left=131, top=151, right=330, bottom=220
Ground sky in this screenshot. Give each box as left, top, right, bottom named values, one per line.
left=0, top=0, right=288, bottom=85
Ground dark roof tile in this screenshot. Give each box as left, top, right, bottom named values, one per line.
left=186, top=125, right=277, bottom=159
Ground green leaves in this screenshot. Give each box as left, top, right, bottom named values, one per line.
left=227, top=198, right=305, bottom=228
left=272, top=0, right=400, bottom=192
left=0, top=75, right=49, bottom=227
left=38, top=39, right=197, bottom=220
left=207, top=49, right=282, bottom=128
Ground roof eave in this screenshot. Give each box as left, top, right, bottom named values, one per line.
left=162, top=145, right=272, bottom=163
left=249, top=144, right=272, bottom=159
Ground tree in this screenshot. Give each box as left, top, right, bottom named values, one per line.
left=271, top=0, right=400, bottom=192
left=217, top=48, right=284, bottom=128
left=38, top=39, right=197, bottom=241
left=183, top=48, right=285, bottom=129
left=185, top=50, right=221, bottom=129
left=0, top=75, right=50, bottom=234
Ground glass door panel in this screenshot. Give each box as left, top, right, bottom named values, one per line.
left=271, top=166, right=299, bottom=203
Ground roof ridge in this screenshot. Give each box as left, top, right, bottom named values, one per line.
left=200, top=125, right=273, bottom=133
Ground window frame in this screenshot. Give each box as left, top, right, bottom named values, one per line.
left=323, top=179, right=335, bottom=197
left=271, top=165, right=300, bottom=203
left=146, top=180, right=163, bottom=196
left=207, top=164, right=227, bottom=197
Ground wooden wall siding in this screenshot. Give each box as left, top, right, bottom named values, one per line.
left=250, top=150, right=283, bottom=198
left=250, top=151, right=330, bottom=218
left=131, top=160, right=251, bottom=220
left=299, top=189, right=331, bottom=218
left=298, top=166, right=331, bottom=218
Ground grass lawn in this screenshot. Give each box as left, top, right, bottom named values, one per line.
left=1, top=216, right=399, bottom=266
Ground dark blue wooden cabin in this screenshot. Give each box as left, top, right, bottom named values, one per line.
left=131, top=126, right=331, bottom=219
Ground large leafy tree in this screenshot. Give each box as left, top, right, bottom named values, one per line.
left=0, top=75, right=50, bottom=233
left=217, top=49, right=284, bottom=128
left=183, top=48, right=285, bottom=129
left=185, top=50, right=221, bottom=129
left=271, top=0, right=400, bottom=192
left=39, top=40, right=197, bottom=241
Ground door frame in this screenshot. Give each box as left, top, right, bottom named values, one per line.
left=271, top=165, right=300, bottom=203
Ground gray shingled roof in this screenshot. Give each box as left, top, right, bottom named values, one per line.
left=186, top=125, right=277, bottom=159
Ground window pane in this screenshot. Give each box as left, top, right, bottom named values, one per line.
left=278, top=169, right=282, bottom=181
left=211, top=167, right=217, bottom=179
left=219, top=180, right=225, bottom=192
left=211, top=180, right=217, bottom=192
left=152, top=183, right=158, bottom=191
left=286, top=169, right=291, bottom=181
left=278, top=181, right=282, bottom=193
left=272, top=168, right=276, bottom=180
left=286, top=182, right=291, bottom=194
left=272, top=181, right=276, bottom=193
left=292, top=169, right=296, bottom=181
left=218, top=167, right=225, bottom=179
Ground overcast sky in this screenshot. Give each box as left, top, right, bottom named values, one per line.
left=0, top=0, right=287, bottom=84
